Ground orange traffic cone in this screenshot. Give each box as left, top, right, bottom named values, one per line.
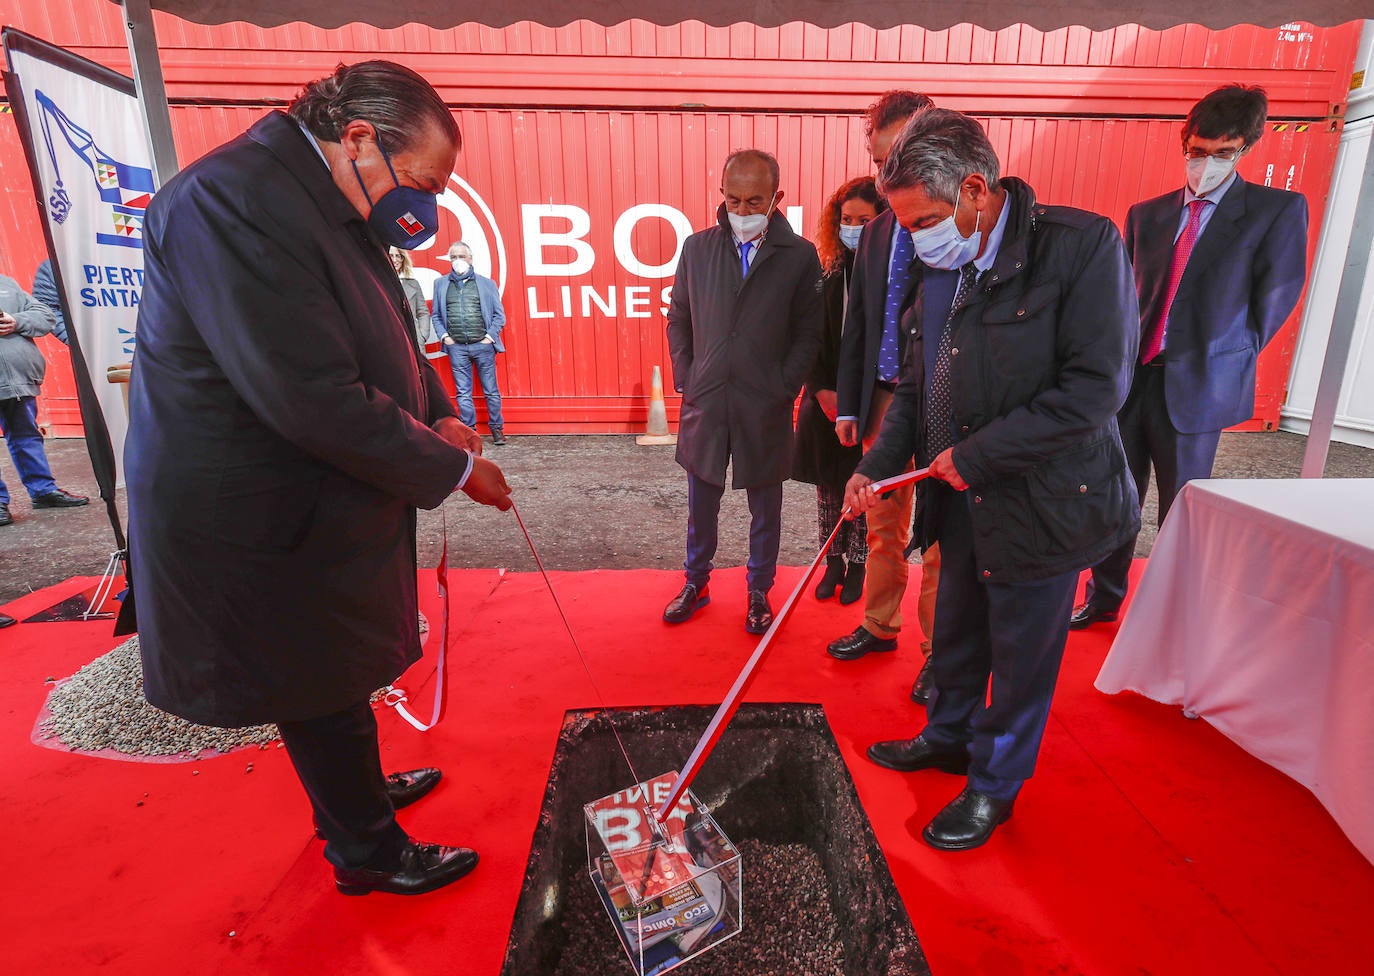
left=636, top=364, right=677, bottom=446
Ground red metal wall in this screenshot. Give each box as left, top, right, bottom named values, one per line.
left=0, top=6, right=1360, bottom=434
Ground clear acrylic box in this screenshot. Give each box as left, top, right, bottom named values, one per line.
left=584, top=772, right=742, bottom=975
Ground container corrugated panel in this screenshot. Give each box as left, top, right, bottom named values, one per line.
left=0, top=7, right=1359, bottom=433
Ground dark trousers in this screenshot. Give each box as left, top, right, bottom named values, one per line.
left=0, top=396, right=59, bottom=506
left=1087, top=365, right=1222, bottom=609
left=684, top=473, right=783, bottom=593
left=277, top=700, right=408, bottom=870
left=921, top=491, right=1078, bottom=800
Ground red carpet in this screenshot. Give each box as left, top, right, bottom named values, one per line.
left=3, top=566, right=1371, bottom=975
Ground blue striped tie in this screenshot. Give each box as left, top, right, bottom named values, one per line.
left=878, top=229, right=914, bottom=381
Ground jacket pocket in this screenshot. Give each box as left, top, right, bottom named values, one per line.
left=1025, top=435, right=1127, bottom=557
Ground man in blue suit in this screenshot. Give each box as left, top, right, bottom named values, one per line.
left=1072, top=85, right=1309, bottom=629
left=432, top=240, right=509, bottom=445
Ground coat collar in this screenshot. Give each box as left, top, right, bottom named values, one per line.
left=246, top=111, right=366, bottom=231
left=975, top=177, right=1038, bottom=292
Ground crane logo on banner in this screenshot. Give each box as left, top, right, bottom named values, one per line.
left=35, top=89, right=156, bottom=250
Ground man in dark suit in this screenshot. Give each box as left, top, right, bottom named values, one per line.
left=127, top=61, right=512, bottom=896
left=1072, top=85, right=1309, bottom=629
left=662, top=149, right=823, bottom=635
left=828, top=91, right=939, bottom=702
left=850, top=109, right=1138, bottom=849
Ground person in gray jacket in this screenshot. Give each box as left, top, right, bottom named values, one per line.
left=0, top=272, right=88, bottom=528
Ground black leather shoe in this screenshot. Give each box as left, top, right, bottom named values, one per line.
left=827, top=625, right=897, bottom=660
left=314, top=768, right=444, bottom=838
left=814, top=558, right=846, bottom=600
left=839, top=560, right=865, bottom=605
left=922, top=787, right=1015, bottom=851
left=386, top=767, right=442, bottom=810
left=0, top=613, right=15, bottom=628
left=0, top=503, right=11, bottom=526
left=910, top=657, right=933, bottom=704
left=31, top=489, right=89, bottom=508
left=1069, top=601, right=1119, bottom=630
left=663, top=583, right=710, bottom=624
left=490, top=426, right=507, bottom=446
left=334, top=841, right=479, bottom=896
left=745, top=590, right=773, bottom=635
left=866, top=735, right=969, bottom=773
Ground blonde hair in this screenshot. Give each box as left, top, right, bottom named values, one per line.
left=390, top=247, right=414, bottom=277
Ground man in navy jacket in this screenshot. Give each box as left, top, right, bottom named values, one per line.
left=849, top=110, right=1138, bottom=850
left=1072, top=85, right=1309, bottom=629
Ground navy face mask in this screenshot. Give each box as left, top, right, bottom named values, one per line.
left=351, top=140, right=439, bottom=250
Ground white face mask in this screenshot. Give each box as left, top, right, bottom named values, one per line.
left=451, top=258, right=471, bottom=275
left=911, top=197, right=982, bottom=271
left=838, top=224, right=864, bottom=250
left=727, top=191, right=779, bottom=241
left=1187, top=155, right=1237, bottom=197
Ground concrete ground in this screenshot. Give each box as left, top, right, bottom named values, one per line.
left=2, top=430, right=1373, bottom=606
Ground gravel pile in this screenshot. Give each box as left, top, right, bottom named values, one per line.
left=555, top=839, right=845, bottom=976
left=38, top=636, right=279, bottom=758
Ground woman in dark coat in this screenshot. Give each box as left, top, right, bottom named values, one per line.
left=793, top=177, right=885, bottom=603
left=390, top=246, right=433, bottom=348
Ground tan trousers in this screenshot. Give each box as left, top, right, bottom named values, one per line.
left=860, top=386, right=916, bottom=641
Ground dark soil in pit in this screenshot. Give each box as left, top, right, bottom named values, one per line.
left=500, top=703, right=928, bottom=976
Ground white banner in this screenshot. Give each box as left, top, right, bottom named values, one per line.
left=5, top=34, right=157, bottom=489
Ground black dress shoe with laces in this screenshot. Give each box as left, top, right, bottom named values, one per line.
left=827, top=624, right=897, bottom=660
left=1069, top=601, right=1118, bottom=629
left=745, top=590, right=773, bottom=635
left=0, top=503, right=11, bottom=526
left=910, top=656, right=933, bottom=704
left=31, top=489, right=89, bottom=508
left=922, top=787, right=1015, bottom=851
left=663, top=583, right=710, bottom=624
left=334, top=841, right=478, bottom=896
left=866, top=734, right=969, bottom=773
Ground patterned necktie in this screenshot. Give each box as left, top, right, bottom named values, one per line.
left=926, top=263, right=979, bottom=459
left=878, top=227, right=915, bottom=382
left=1141, top=199, right=1206, bottom=364
left=739, top=240, right=754, bottom=278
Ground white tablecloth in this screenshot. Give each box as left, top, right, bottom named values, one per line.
left=1096, top=479, right=1374, bottom=863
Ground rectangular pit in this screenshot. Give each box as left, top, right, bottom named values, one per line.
left=500, top=703, right=929, bottom=976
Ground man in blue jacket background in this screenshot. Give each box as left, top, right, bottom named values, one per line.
left=433, top=240, right=509, bottom=445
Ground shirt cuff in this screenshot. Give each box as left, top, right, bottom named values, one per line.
left=837, top=415, right=858, bottom=422
left=453, top=450, right=475, bottom=492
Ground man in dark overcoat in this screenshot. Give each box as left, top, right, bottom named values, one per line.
left=126, top=61, right=511, bottom=896
left=664, top=149, right=823, bottom=635
left=847, top=110, right=1139, bottom=850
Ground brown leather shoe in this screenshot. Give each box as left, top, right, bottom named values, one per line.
left=663, top=583, right=710, bottom=624
left=335, top=841, right=478, bottom=896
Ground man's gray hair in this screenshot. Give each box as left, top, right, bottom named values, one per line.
left=877, top=109, right=1000, bottom=205
left=449, top=241, right=472, bottom=257
left=289, top=60, right=460, bottom=154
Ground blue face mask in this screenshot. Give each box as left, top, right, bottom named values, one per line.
left=351, top=141, right=440, bottom=250
left=838, top=223, right=864, bottom=250
left=910, top=196, right=982, bottom=271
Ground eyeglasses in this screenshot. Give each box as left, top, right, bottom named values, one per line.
left=1184, top=147, right=1246, bottom=161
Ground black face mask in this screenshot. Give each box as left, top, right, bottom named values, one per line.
left=351, top=140, right=439, bottom=249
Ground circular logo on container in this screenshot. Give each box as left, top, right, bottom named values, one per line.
left=408, top=175, right=508, bottom=298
